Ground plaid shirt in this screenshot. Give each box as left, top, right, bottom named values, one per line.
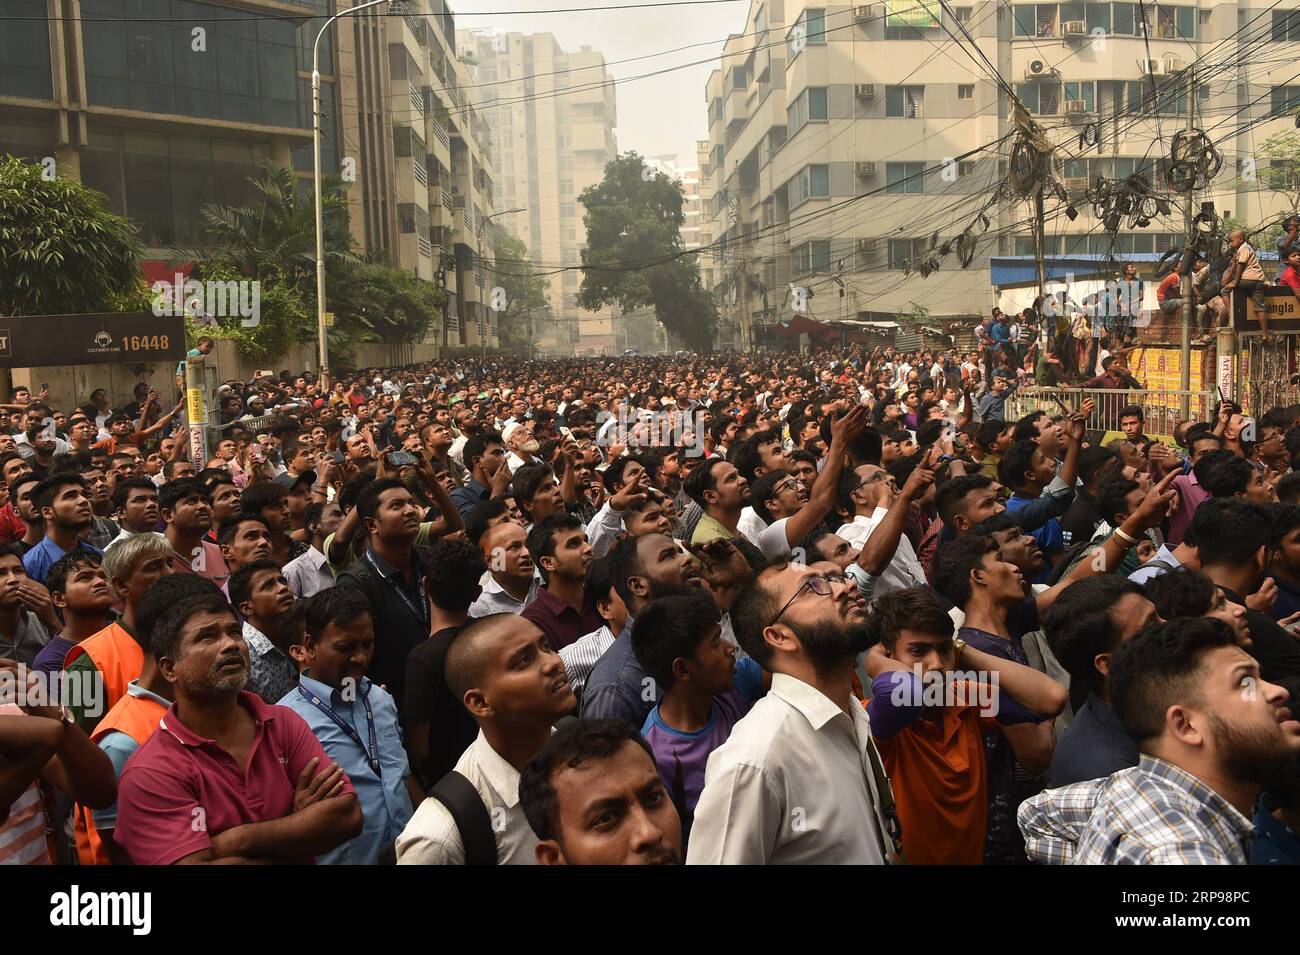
left=1017, top=755, right=1253, bottom=865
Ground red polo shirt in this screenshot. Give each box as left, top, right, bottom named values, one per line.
left=520, top=586, right=604, bottom=650
left=113, top=691, right=353, bottom=865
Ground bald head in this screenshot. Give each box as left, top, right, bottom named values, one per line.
left=446, top=612, right=525, bottom=704
left=445, top=612, right=577, bottom=725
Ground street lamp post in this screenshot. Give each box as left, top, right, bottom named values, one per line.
left=313, top=0, right=393, bottom=381
left=476, top=206, right=526, bottom=359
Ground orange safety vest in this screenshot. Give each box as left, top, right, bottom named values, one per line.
left=64, top=622, right=143, bottom=716
left=74, top=689, right=166, bottom=865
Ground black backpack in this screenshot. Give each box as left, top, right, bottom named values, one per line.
left=428, top=771, right=498, bottom=866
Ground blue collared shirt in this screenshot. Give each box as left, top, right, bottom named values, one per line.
left=1253, top=793, right=1300, bottom=864
left=278, top=673, right=414, bottom=865
left=450, top=478, right=490, bottom=519
left=580, top=621, right=660, bottom=725
left=22, top=536, right=103, bottom=585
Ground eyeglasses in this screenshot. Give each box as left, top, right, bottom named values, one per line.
left=771, top=573, right=844, bottom=625
left=772, top=478, right=801, bottom=495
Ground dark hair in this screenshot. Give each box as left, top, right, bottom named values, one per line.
left=1192, top=497, right=1270, bottom=566
left=997, top=440, right=1039, bottom=491
left=46, top=550, right=101, bottom=596
left=934, top=474, right=995, bottom=526
left=463, top=431, right=503, bottom=472
left=424, top=538, right=489, bottom=613
left=607, top=533, right=648, bottom=609
left=304, top=585, right=372, bottom=642
left=217, top=513, right=270, bottom=547
left=158, top=477, right=207, bottom=514
left=303, top=500, right=330, bottom=535
left=1108, top=617, right=1237, bottom=744
left=1077, top=445, right=1119, bottom=488
left=137, top=574, right=224, bottom=658
left=227, top=558, right=284, bottom=609
left=1276, top=471, right=1300, bottom=506
left=465, top=498, right=510, bottom=547
left=845, top=425, right=883, bottom=467
left=199, top=468, right=237, bottom=495
left=512, top=464, right=555, bottom=519
left=1142, top=569, right=1220, bottom=620
left=526, top=513, right=585, bottom=585
left=1194, top=449, right=1255, bottom=498
left=1119, top=404, right=1144, bottom=423
left=519, top=719, right=657, bottom=843
left=728, top=562, right=789, bottom=667
left=631, top=592, right=723, bottom=690
left=733, top=431, right=781, bottom=481
left=32, top=473, right=87, bottom=513
left=1097, top=477, right=1141, bottom=527
left=749, top=468, right=794, bottom=525
left=153, top=592, right=238, bottom=662
left=1268, top=502, right=1300, bottom=549
left=932, top=533, right=999, bottom=608
left=863, top=587, right=956, bottom=649
left=240, top=480, right=288, bottom=516
left=1043, top=575, right=1146, bottom=710
left=112, top=476, right=158, bottom=512
left=356, top=477, right=407, bottom=520
left=974, top=418, right=1009, bottom=453
left=1012, top=410, right=1048, bottom=444
left=0, top=542, right=25, bottom=563
left=603, top=454, right=647, bottom=491
left=682, top=457, right=726, bottom=508
left=583, top=556, right=616, bottom=614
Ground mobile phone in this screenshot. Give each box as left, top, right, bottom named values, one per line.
left=328, top=451, right=345, bottom=464
left=387, top=451, right=418, bottom=467
left=40, top=383, right=48, bottom=391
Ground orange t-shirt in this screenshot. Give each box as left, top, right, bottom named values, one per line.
left=871, top=690, right=994, bottom=865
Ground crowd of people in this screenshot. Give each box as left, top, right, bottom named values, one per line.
left=1, top=338, right=1299, bottom=867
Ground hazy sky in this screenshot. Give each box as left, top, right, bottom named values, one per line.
left=457, top=0, right=750, bottom=170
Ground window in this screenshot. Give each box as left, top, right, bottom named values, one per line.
left=1275, top=10, right=1300, bottom=41
left=1086, top=3, right=1111, bottom=33
left=1113, top=2, right=1134, bottom=34
left=1062, top=80, right=1095, bottom=112
left=888, top=237, right=926, bottom=270
left=1125, top=78, right=1185, bottom=116
left=806, top=8, right=827, bottom=43
left=786, top=86, right=828, bottom=137
left=1, top=0, right=52, bottom=98
left=1272, top=85, right=1300, bottom=118
left=791, top=239, right=831, bottom=275
left=788, top=163, right=830, bottom=207
left=1014, top=5, right=1035, bottom=36
left=954, top=5, right=972, bottom=22
left=886, top=161, right=925, bottom=194
left=958, top=160, right=976, bottom=177
left=710, top=97, right=723, bottom=122
left=786, top=8, right=826, bottom=58
left=1036, top=3, right=1057, bottom=37
left=885, top=85, right=924, bottom=118
left=958, top=84, right=974, bottom=99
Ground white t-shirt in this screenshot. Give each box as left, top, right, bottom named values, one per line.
left=758, top=518, right=792, bottom=560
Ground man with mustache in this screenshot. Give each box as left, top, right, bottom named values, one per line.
left=22, top=474, right=101, bottom=587
left=113, top=591, right=362, bottom=864
left=687, top=560, right=899, bottom=864
left=469, top=520, right=540, bottom=617
left=521, top=718, right=683, bottom=865
left=103, top=477, right=160, bottom=551
left=1020, top=616, right=1300, bottom=863
left=503, top=421, right=542, bottom=476
left=396, top=613, right=577, bottom=865
left=278, top=586, right=420, bottom=864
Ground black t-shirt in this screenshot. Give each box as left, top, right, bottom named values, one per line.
left=401, top=625, right=479, bottom=788
left=1059, top=491, right=1102, bottom=549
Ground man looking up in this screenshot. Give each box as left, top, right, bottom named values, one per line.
left=0, top=542, right=59, bottom=666
left=217, top=514, right=274, bottom=577
left=22, top=474, right=100, bottom=585
left=685, top=459, right=752, bottom=545
left=105, top=477, right=160, bottom=550
left=520, top=719, right=683, bottom=865
left=160, top=478, right=229, bottom=587
left=113, top=592, right=363, bottom=863
left=522, top=514, right=599, bottom=650
left=230, top=559, right=300, bottom=705
left=396, top=613, right=577, bottom=865
left=32, top=551, right=113, bottom=676
left=469, top=520, right=540, bottom=617
left=450, top=431, right=511, bottom=519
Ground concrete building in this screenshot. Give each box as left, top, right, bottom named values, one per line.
left=460, top=30, right=619, bottom=355
left=702, top=0, right=1300, bottom=349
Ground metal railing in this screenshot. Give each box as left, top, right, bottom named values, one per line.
left=1005, top=387, right=1216, bottom=437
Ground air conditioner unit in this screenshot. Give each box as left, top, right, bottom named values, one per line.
left=1061, top=19, right=1087, bottom=36
left=1138, top=57, right=1166, bottom=75
left=854, top=5, right=874, bottom=22
left=1064, top=99, right=1089, bottom=113
left=855, top=83, right=880, bottom=100
left=1164, top=55, right=1185, bottom=72
left=856, top=161, right=877, bottom=178
left=857, top=237, right=879, bottom=252
left=1024, top=59, right=1053, bottom=81
left=1064, top=176, right=1090, bottom=194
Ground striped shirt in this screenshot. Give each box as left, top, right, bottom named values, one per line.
left=558, top=624, right=617, bottom=702
left=1017, top=754, right=1253, bottom=864
left=0, top=705, right=51, bottom=865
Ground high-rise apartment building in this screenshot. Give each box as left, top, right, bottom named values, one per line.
left=460, top=31, right=618, bottom=355
left=703, top=0, right=1300, bottom=348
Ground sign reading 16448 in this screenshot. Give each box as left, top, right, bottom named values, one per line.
left=0, top=312, right=186, bottom=368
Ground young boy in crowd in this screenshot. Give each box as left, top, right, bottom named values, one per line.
left=32, top=551, right=114, bottom=674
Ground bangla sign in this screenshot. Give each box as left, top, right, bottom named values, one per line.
left=0, top=312, right=186, bottom=368
left=1231, top=285, right=1300, bottom=333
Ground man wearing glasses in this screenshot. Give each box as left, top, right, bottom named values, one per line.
left=836, top=464, right=929, bottom=596
left=686, top=561, right=899, bottom=865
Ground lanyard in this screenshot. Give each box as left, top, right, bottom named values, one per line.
left=365, top=551, right=428, bottom=630
left=297, top=683, right=381, bottom=778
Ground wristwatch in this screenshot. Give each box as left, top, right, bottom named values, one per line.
left=951, top=636, right=967, bottom=658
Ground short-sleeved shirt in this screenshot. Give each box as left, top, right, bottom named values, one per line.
left=171, top=540, right=230, bottom=588
left=1282, top=266, right=1300, bottom=295
left=401, top=625, right=479, bottom=787
left=113, top=691, right=355, bottom=865
left=93, top=681, right=170, bottom=832
left=22, top=536, right=102, bottom=586
left=640, top=657, right=763, bottom=842
left=0, top=611, right=51, bottom=668
left=1237, top=242, right=1267, bottom=281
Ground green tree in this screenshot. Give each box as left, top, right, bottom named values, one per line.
left=326, top=256, right=442, bottom=352
left=0, top=154, right=146, bottom=315
left=486, top=227, right=549, bottom=353
left=1252, top=130, right=1300, bottom=217
left=577, top=152, right=717, bottom=351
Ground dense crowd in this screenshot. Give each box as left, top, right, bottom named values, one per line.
left=2, top=337, right=1299, bottom=866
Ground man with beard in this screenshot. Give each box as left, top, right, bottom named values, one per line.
left=421, top=420, right=466, bottom=487
left=230, top=559, right=300, bottom=705
left=522, top=514, right=599, bottom=650
left=396, top=613, right=577, bottom=865
left=1019, top=616, right=1300, bottom=863
left=161, top=479, right=229, bottom=587
left=14, top=402, right=70, bottom=469
left=9, top=474, right=45, bottom=556
left=687, top=560, right=899, bottom=864
left=521, top=718, right=683, bottom=865
left=686, top=459, right=752, bottom=546
left=582, top=533, right=707, bottom=724
left=22, top=474, right=101, bottom=586
left=112, top=591, right=362, bottom=864
left=504, top=421, right=542, bottom=475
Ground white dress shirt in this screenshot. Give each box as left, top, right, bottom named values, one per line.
left=836, top=509, right=927, bottom=596
left=469, top=573, right=540, bottom=618
left=395, top=729, right=543, bottom=865
left=283, top=545, right=336, bottom=599
left=686, top=672, right=895, bottom=865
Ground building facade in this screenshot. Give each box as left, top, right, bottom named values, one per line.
left=460, top=30, right=619, bottom=355
left=702, top=0, right=1300, bottom=348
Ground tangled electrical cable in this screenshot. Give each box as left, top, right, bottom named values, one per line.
left=1166, top=128, right=1224, bottom=191
left=901, top=212, right=992, bottom=278
left=1086, top=173, right=1175, bottom=235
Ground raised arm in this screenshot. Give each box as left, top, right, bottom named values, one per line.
left=784, top=406, right=866, bottom=547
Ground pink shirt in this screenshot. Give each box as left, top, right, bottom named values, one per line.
left=1168, top=470, right=1209, bottom=546
left=114, top=691, right=353, bottom=865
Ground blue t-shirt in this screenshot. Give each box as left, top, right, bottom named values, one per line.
left=1004, top=493, right=1063, bottom=584
left=640, top=656, right=763, bottom=845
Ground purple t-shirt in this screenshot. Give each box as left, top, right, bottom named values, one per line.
left=32, top=635, right=76, bottom=676
left=640, top=656, right=763, bottom=843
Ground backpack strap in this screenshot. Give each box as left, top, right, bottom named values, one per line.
left=429, top=771, right=498, bottom=866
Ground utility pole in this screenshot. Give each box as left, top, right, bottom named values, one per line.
left=1034, top=185, right=1047, bottom=306
left=1178, top=64, right=1196, bottom=419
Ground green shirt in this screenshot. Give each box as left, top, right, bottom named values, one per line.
left=690, top=512, right=736, bottom=546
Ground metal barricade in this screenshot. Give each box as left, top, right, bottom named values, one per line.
left=1005, top=387, right=1215, bottom=438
